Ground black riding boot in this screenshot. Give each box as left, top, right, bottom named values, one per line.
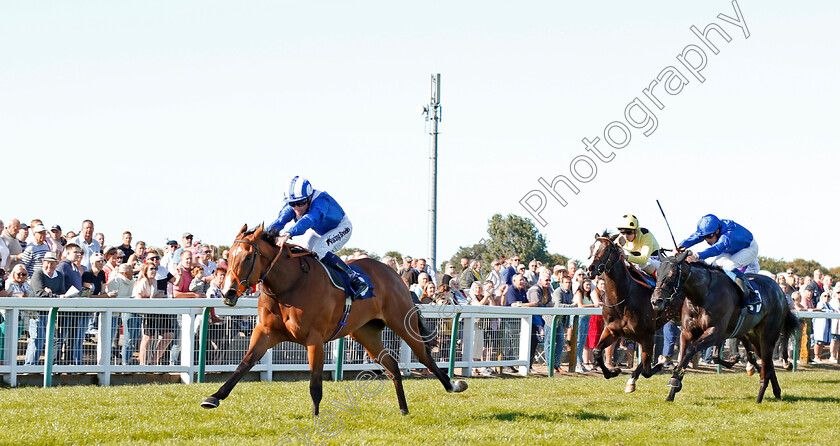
left=323, top=252, right=369, bottom=298
left=731, top=269, right=760, bottom=310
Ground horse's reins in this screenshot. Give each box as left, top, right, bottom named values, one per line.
left=591, top=239, right=631, bottom=308
left=229, top=240, right=307, bottom=297
left=653, top=259, right=692, bottom=305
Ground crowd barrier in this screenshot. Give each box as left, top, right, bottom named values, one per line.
left=0, top=297, right=836, bottom=387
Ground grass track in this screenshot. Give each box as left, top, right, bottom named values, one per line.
left=2, top=369, right=839, bottom=445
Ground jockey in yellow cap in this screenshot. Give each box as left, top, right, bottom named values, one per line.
left=616, top=214, right=661, bottom=275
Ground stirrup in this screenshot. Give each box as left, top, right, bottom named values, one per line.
left=350, top=276, right=369, bottom=297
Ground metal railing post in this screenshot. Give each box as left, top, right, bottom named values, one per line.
left=792, top=321, right=802, bottom=372
left=546, top=315, right=557, bottom=377
left=334, top=337, right=345, bottom=382
left=447, top=313, right=461, bottom=379
left=43, top=307, right=58, bottom=388
left=197, top=307, right=211, bottom=383
left=568, top=315, right=579, bottom=372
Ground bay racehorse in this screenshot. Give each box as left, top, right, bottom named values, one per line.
left=586, top=233, right=685, bottom=392
left=201, top=224, right=467, bottom=415
left=651, top=251, right=799, bottom=402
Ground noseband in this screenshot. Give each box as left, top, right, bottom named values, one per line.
left=653, top=260, right=692, bottom=304
left=228, top=239, right=278, bottom=296
left=590, top=240, right=621, bottom=276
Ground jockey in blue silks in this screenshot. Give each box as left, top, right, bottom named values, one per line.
left=268, top=176, right=369, bottom=298
left=677, top=214, right=761, bottom=309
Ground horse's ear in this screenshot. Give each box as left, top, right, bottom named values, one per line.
left=594, top=233, right=600, bottom=240
left=239, top=224, right=248, bottom=235
left=676, top=251, right=690, bottom=263
left=609, top=233, right=620, bottom=242
left=255, top=222, right=265, bottom=236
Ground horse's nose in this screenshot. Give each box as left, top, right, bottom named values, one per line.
left=223, top=289, right=239, bottom=307
left=651, top=292, right=664, bottom=311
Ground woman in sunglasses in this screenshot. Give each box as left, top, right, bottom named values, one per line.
left=267, top=175, right=368, bottom=298
left=615, top=214, right=661, bottom=275
left=676, top=214, right=761, bottom=308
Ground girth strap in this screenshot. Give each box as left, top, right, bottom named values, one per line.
left=327, top=296, right=353, bottom=342
left=728, top=306, right=749, bottom=338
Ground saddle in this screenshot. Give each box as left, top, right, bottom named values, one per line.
left=626, top=262, right=656, bottom=289
left=722, top=269, right=762, bottom=314
left=287, top=245, right=375, bottom=301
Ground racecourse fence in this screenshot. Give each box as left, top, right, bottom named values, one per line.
left=0, top=297, right=835, bottom=387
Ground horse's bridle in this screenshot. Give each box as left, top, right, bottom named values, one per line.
left=228, top=239, right=279, bottom=296
left=590, top=239, right=621, bottom=276
left=653, top=259, right=692, bottom=304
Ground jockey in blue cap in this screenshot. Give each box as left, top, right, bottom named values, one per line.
left=676, top=214, right=760, bottom=309
left=268, top=176, right=369, bottom=298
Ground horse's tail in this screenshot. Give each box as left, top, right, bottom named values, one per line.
left=415, top=306, right=439, bottom=349
left=778, top=309, right=800, bottom=364
left=782, top=310, right=800, bottom=339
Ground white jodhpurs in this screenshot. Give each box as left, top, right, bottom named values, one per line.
left=284, top=215, right=353, bottom=259
left=708, top=239, right=760, bottom=273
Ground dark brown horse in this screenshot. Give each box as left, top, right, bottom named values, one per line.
left=651, top=251, right=799, bottom=402
left=201, top=224, right=467, bottom=415
left=585, top=233, right=685, bottom=392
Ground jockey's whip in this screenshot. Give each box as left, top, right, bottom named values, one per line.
left=656, top=199, right=679, bottom=250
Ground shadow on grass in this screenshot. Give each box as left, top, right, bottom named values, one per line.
left=481, top=411, right=630, bottom=422
left=814, top=379, right=840, bottom=385
left=780, top=395, right=840, bottom=403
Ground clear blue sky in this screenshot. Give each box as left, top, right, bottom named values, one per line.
left=2, top=1, right=838, bottom=268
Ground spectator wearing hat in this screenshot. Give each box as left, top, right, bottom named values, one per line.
left=550, top=265, right=568, bottom=290
left=161, top=239, right=179, bottom=272
left=71, top=220, right=101, bottom=271
left=171, top=233, right=193, bottom=268
left=26, top=252, right=67, bottom=365
left=1, top=219, right=23, bottom=272
left=46, top=225, right=65, bottom=258
left=20, top=224, right=51, bottom=277
left=16, top=223, right=30, bottom=251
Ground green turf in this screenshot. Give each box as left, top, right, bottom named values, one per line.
left=2, top=369, right=838, bottom=445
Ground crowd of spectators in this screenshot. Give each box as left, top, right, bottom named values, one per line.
left=1, top=218, right=229, bottom=366
left=3, top=217, right=838, bottom=373
left=380, top=253, right=840, bottom=375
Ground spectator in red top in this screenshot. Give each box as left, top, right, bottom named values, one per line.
left=173, top=250, right=204, bottom=298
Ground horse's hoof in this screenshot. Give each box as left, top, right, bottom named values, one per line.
left=783, top=361, right=793, bottom=371
left=746, top=363, right=755, bottom=376
left=449, top=380, right=468, bottom=393
left=624, top=379, right=636, bottom=393
left=608, top=368, right=622, bottom=379
left=666, top=378, right=682, bottom=391
left=400, top=409, right=409, bottom=415
left=201, top=396, right=220, bottom=409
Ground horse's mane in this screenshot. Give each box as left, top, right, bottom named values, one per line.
left=242, top=225, right=281, bottom=245
left=686, top=260, right=727, bottom=274
left=662, top=256, right=727, bottom=275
